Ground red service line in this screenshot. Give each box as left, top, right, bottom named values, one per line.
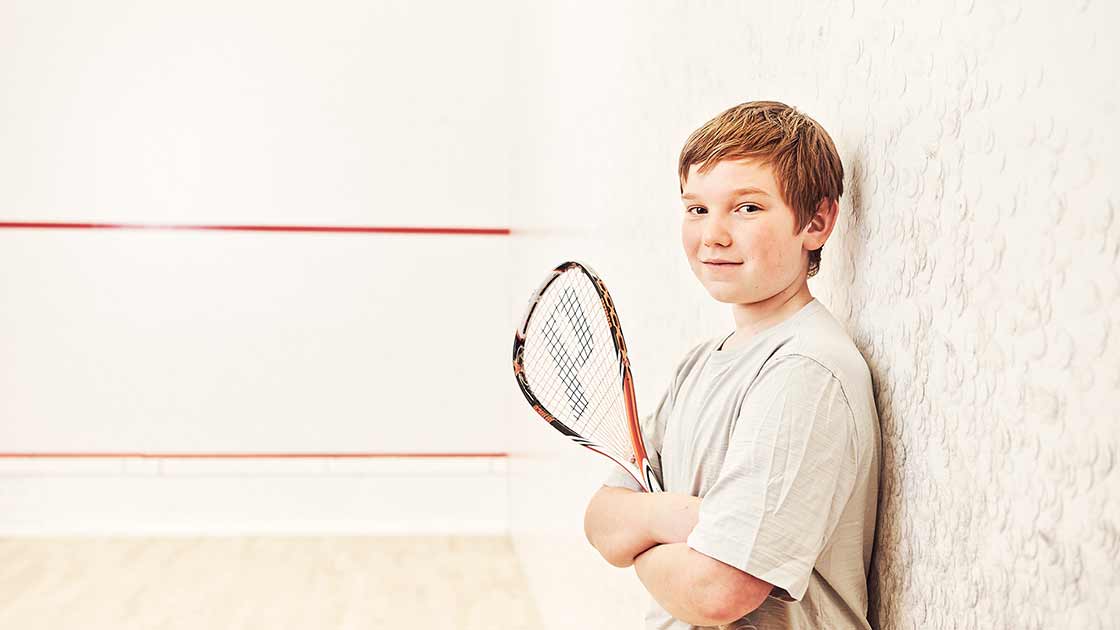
left=0, top=221, right=510, bottom=236
left=0, top=452, right=508, bottom=459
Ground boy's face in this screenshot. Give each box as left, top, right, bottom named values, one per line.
left=680, top=159, right=811, bottom=306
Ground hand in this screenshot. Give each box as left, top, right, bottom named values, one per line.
left=646, top=493, right=701, bottom=544
left=585, top=487, right=701, bottom=567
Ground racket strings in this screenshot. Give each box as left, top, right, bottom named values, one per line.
left=521, top=270, right=635, bottom=463
left=542, top=293, right=592, bottom=418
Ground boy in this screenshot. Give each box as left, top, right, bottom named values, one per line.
left=584, top=101, right=881, bottom=629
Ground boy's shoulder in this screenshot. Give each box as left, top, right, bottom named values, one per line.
left=670, top=300, right=873, bottom=404
left=777, top=300, right=872, bottom=388
left=774, top=302, right=880, bottom=441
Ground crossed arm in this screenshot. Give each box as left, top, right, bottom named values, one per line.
left=583, top=486, right=773, bottom=626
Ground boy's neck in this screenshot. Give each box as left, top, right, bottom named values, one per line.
left=728, top=280, right=814, bottom=345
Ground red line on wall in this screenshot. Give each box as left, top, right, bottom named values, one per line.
left=0, top=452, right=508, bottom=459
left=0, top=221, right=510, bottom=236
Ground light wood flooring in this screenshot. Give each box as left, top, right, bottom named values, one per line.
left=0, top=536, right=541, bottom=629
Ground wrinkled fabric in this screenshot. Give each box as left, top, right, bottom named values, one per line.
left=605, top=299, right=881, bottom=630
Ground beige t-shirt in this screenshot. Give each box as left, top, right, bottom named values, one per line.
left=604, top=299, right=881, bottom=630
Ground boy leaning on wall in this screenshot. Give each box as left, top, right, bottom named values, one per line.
left=584, top=101, right=882, bottom=630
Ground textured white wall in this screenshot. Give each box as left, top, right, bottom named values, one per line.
left=508, top=2, right=1119, bottom=629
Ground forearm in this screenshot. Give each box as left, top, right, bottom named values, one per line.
left=584, top=486, right=700, bottom=568
left=634, top=542, right=764, bottom=627
left=633, top=543, right=728, bottom=626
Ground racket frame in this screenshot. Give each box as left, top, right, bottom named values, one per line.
left=512, top=261, right=662, bottom=493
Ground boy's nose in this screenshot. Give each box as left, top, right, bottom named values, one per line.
left=701, top=218, right=732, bottom=247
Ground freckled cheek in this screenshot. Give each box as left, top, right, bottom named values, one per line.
left=749, top=228, right=790, bottom=269
left=738, top=233, right=771, bottom=268
left=681, top=225, right=700, bottom=259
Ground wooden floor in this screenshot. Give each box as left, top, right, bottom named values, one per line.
left=0, top=537, right=541, bottom=629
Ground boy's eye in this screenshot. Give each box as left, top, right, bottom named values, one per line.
left=685, top=204, right=760, bottom=215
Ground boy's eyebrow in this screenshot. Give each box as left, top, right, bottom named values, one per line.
left=681, top=186, right=771, bottom=200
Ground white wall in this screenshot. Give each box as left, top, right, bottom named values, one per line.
left=1, top=232, right=508, bottom=453
left=508, top=2, right=1119, bottom=629
left=0, top=0, right=520, bottom=226
left=0, top=456, right=508, bottom=535
left=0, top=0, right=520, bottom=532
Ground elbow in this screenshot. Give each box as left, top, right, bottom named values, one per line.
left=602, top=548, right=636, bottom=568
left=686, top=568, right=771, bottom=625
left=584, top=514, right=633, bottom=568
left=583, top=496, right=606, bottom=555
left=583, top=489, right=636, bottom=568
left=582, top=495, right=601, bottom=548
left=690, top=595, right=758, bottom=626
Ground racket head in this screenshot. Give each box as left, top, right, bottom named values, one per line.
left=512, top=261, right=661, bottom=492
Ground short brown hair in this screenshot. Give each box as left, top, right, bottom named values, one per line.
left=678, top=101, right=844, bottom=277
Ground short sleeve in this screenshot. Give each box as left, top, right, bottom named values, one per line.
left=686, top=355, right=858, bottom=602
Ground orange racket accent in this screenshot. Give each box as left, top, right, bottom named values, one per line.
left=622, top=373, right=646, bottom=460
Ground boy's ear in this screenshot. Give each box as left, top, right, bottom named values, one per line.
left=803, top=198, right=839, bottom=251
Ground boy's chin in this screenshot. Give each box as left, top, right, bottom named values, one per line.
left=703, top=285, right=752, bottom=304
left=702, top=281, right=781, bottom=306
